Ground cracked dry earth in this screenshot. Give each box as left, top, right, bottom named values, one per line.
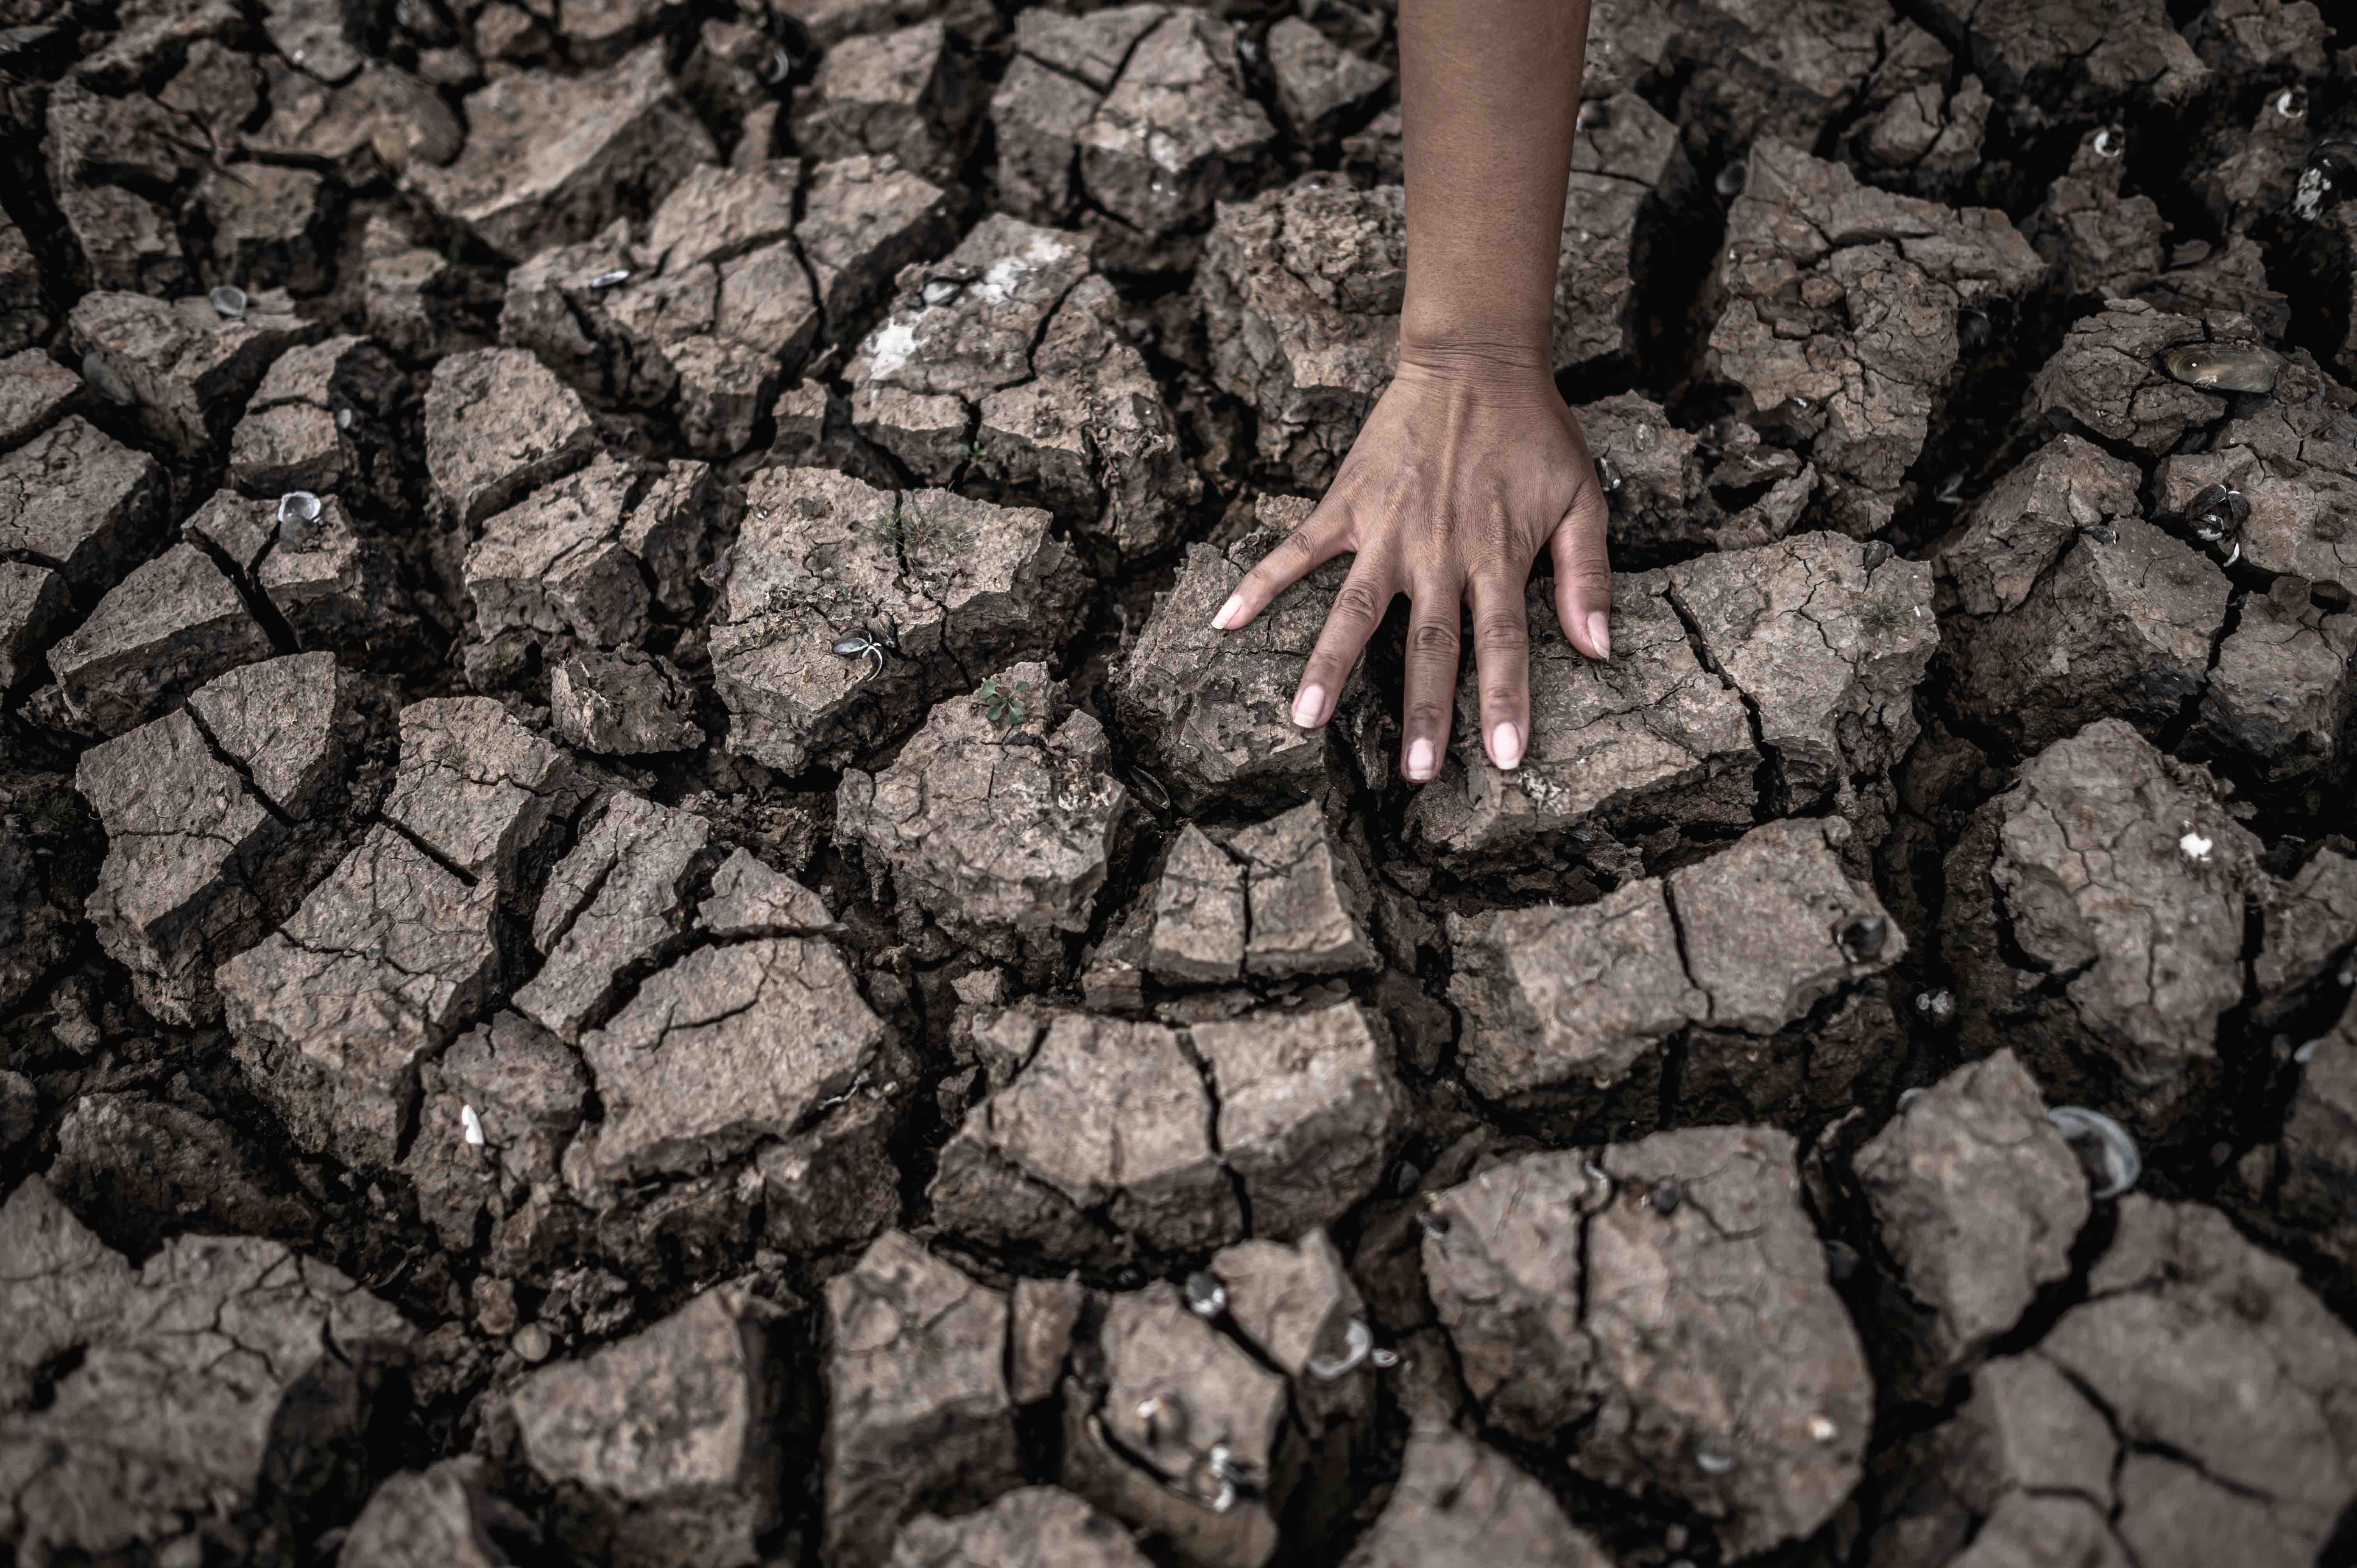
left=8, top=0, right=2357, bottom=1566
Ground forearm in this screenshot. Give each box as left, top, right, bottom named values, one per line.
left=1396, top=0, right=1591, bottom=370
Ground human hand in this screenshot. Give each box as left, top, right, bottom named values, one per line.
left=1210, top=349, right=1614, bottom=783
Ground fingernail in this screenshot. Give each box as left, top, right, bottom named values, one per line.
left=1405, top=736, right=1436, bottom=782
left=1491, top=721, right=1523, bottom=770
left=1586, top=611, right=1611, bottom=660
left=1292, top=684, right=1327, bottom=728
left=1213, top=593, right=1243, bottom=631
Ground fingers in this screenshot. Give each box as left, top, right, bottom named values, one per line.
left=1548, top=481, right=1614, bottom=661
left=1215, top=498, right=1351, bottom=633
left=1469, top=574, right=1532, bottom=772
left=1398, top=576, right=1463, bottom=782
left=1291, top=556, right=1393, bottom=731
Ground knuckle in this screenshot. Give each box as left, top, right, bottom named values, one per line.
left=1331, top=580, right=1387, bottom=625
left=1405, top=702, right=1454, bottom=729
left=1558, top=560, right=1614, bottom=595
left=1475, top=614, right=1531, bottom=655
left=1410, top=619, right=1460, bottom=657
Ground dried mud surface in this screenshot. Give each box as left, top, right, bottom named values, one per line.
left=4, top=0, right=2357, bottom=1565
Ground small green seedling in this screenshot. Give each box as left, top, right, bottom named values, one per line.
left=978, top=676, right=1032, bottom=730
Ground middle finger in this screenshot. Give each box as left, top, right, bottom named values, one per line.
left=1399, top=574, right=1465, bottom=783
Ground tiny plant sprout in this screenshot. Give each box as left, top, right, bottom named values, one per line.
left=1183, top=1271, right=1227, bottom=1319
left=278, top=491, right=322, bottom=526
left=208, top=284, right=248, bottom=320
left=2093, top=126, right=2125, bottom=159
left=1307, top=1319, right=1375, bottom=1380
left=588, top=267, right=632, bottom=290
left=832, top=628, right=894, bottom=680
left=2047, top=1106, right=2141, bottom=1199
left=1714, top=159, right=1747, bottom=198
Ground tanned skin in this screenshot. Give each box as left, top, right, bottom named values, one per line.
left=1210, top=0, right=1610, bottom=784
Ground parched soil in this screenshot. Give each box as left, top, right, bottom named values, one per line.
left=4, top=0, right=2357, bottom=1566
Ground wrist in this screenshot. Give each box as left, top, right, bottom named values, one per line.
left=1396, top=300, right=1555, bottom=370
left=1394, top=331, right=1560, bottom=396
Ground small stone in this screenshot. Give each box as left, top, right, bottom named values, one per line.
left=208, top=284, right=247, bottom=319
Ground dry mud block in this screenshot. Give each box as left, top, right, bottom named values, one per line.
left=1115, top=498, right=1365, bottom=811
left=499, top=1284, right=792, bottom=1568
left=1423, top=1129, right=1871, bottom=1558
left=1450, top=815, right=1905, bottom=1132
left=1342, top=1427, right=1613, bottom=1568
left=405, top=43, right=717, bottom=261
left=463, top=453, right=720, bottom=654
left=44, top=540, right=273, bottom=736
left=1409, top=531, right=1935, bottom=866
left=824, top=1231, right=1019, bottom=1568
left=66, top=288, right=322, bottom=457
left=716, top=470, right=1082, bottom=777
left=930, top=999, right=1396, bottom=1263
left=497, top=156, right=958, bottom=453
left=1848, top=1051, right=2093, bottom=1402
left=339, top=1459, right=538, bottom=1568
left=228, top=335, right=408, bottom=500
left=847, top=213, right=1198, bottom=552
left=0, top=415, right=167, bottom=593
left=1143, top=804, right=1378, bottom=985
left=1944, top=718, right=2262, bottom=1142
left=424, top=347, right=602, bottom=529
left=0, top=1177, right=414, bottom=1568
left=1860, top=1197, right=2357, bottom=1568
left=77, top=652, right=353, bottom=1024
left=221, top=699, right=579, bottom=1171
left=837, top=662, right=1125, bottom=960
left=1705, top=140, right=2045, bottom=535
